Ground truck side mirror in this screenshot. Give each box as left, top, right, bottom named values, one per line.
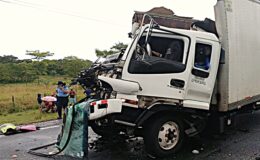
left=128, top=32, right=132, bottom=38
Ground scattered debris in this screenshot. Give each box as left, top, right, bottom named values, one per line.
left=147, top=153, right=156, bottom=159
left=48, top=151, right=55, bottom=155
left=11, top=154, right=17, bottom=158
left=0, top=123, right=38, bottom=135
left=192, top=149, right=200, bottom=154
left=0, top=123, right=17, bottom=135
left=19, top=125, right=37, bottom=132
left=238, top=128, right=249, bottom=133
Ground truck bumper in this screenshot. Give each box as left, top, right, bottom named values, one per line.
left=89, top=99, right=123, bottom=120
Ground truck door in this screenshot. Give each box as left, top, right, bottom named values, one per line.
left=184, top=39, right=220, bottom=110
left=121, top=26, right=190, bottom=100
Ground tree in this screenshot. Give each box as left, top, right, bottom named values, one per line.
left=0, top=53, right=93, bottom=83
left=95, top=49, right=115, bottom=57
left=0, top=63, right=37, bottom=83
left=63, top=56, right=92, bottom=77
left=32, top=61, right=47, bottom=75
left=0, top=63, right=11, bottom=83
left=95, top=42, right=127, bottom=57
left=15, top=63, right=37, bottom=83
left=0, top=55, right=18, bottom=63
left=25, top=50, right=52, bottom=84
left=26, top=50, right=54, bottom=61
left=111, top=42, right=128, bottom=51
left=63, top=56, right=80, bottom=61
left=44, top=59, right=60, bottom=75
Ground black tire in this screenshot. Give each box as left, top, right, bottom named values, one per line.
left=143, top=115, right=185, bottom=158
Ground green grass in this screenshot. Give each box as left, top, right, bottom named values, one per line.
left=0, top=75, right=85, bottom=124
left=0, top=76, right=84, bottom=113
left=0, top=109, right=57, bottom=125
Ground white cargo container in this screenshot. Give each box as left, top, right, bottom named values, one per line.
left=215, top=0, right=260, bottom=111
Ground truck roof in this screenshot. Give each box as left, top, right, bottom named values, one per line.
left=155, top=25, right=219, bottom=42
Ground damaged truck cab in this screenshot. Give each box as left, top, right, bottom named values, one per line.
left=120, top=24, right=221, bottom=111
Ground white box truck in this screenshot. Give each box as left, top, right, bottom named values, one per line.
left=86, top=0, right=260, bottom=157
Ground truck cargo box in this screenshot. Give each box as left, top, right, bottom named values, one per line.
left=215, top=0, right=260, bottom=111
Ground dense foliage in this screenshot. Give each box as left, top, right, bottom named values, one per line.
left=95, top=42, right=128, bottom=57
left=0, top=42, right=127, bottom=83
left=0, top=55, right=92, bottom=83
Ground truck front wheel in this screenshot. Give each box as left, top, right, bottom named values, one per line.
left=144, top=115, right=184, bottom=157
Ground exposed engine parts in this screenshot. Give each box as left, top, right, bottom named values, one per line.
left=70, top=51, right=124, bottom=99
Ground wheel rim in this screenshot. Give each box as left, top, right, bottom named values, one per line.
left=158, top=121, right=180, bottom=150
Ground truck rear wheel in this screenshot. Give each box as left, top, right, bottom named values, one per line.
left=144, top=115, right=184, bottom=157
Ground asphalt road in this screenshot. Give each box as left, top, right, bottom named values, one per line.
left=0, top=111, right=260, bottom=160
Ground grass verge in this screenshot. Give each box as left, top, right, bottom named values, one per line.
left=0, top=76, right=85, bottom=114
left=0, top=76, right=85, bottom=125
left=0, top=109, right=57, bottom=125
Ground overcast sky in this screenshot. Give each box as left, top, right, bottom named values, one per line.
left=0, top=0, right=216, bottom=61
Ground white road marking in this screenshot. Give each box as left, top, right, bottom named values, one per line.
left=39, top=125, right=60, bottom=130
